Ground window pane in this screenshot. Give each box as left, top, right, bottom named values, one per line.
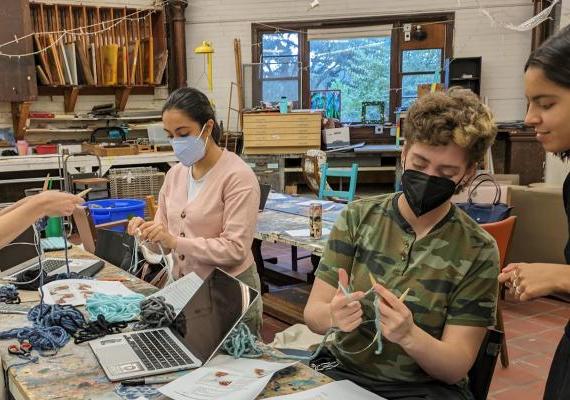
left=309, top=36, right=391, bottom=123
left=401, top=97, right=417, bottom=109
left=402, top=74, right=437, bottom=98
left=262, top=33, right=299, bottom=56
left=402, top=49, right=442, bottom=73
left=262, top=56, right=299, bottom=79
left=262, top=80, right=299, bottom=103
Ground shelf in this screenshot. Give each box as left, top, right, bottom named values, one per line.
left=451, top=77, right=479, bottom=81
left=38, top=85, right=156, bottom=96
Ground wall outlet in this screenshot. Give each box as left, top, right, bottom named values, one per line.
left=374, top=125, right=383, bottom=135
left=404, top=32, right=411, bottom=41
left=403, top=24, right=412, bottom=32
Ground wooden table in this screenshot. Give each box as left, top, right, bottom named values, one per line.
left=0, top=247, right=331, bottom=400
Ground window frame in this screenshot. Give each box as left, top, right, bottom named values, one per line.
left=252, top=13, right=454, bottom=122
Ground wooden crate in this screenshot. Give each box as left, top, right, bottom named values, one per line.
left=82, top=143, right=139, bottom=157
left=243, top=112, right=322, bottom=155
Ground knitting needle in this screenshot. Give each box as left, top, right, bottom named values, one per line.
left=42, top=174, right=51, bottom=191
left=338, top=282, right=351, bottom=299
left=77, top=188, right=93, bottom=198
left=368, top=272, right=410, bottom=302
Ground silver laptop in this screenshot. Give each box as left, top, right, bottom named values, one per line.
left=90, top=268, right=260, bottom=381
left=0, top=226, right=104, bottom=280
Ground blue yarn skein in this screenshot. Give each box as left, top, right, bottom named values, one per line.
left=0, top=304, right=85, bottom=354
left=0, top=284, right=20, bottom=303
left=86, top=293, right=145, bottom=323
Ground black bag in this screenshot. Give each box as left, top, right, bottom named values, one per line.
left=457, top=174, right=512, bottom=224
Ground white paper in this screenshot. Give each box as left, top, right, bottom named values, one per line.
left=150, top=272, right=203, bottom=315
left=268, top=192, right=288, bottom=200
left=159, top=355, right=296, bottom=400
left=284, top=228, right=331, bottom=238
left=40, top=279, right=137, bottom=306
left=297, top=200, right=333, bottom=206
left=268, top=380, right=388, bottom=400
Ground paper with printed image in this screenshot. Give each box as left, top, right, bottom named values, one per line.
left=158, top=355, right=296, bottom=400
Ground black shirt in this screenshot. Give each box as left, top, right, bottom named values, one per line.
left=562, top=174, right=570, bottom=264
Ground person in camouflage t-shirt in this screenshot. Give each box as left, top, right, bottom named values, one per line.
left=304, top=88, right=499, bottom=400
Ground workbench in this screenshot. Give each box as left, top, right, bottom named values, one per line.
left=0, top=247, right=332, bottom=400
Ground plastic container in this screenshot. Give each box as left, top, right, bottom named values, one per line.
left=36, top=144, right=58, bottom=154
left=279, top=96, right=288, bottom=114
left=16, top=140, right=29, bottom=156
left=46, top=217, right=63, bottom=237
left=85, top=198, right=145, bottom=232
left=147, top=123, right=170, bottom=145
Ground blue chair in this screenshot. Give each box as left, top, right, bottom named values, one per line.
left=318, top=163, right=358, bottom=202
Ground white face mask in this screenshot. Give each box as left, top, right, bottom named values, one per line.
left=169, top=124, right=209, bottom=167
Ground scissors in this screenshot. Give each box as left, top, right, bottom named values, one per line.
left=8, top=340, right=32, bottom=359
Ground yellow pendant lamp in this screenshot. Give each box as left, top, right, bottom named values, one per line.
left=194, top=41, right=214, bottom=92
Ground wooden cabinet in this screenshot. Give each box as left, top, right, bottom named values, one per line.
left=0, top=0, right=37, bottom=103
left=243, top=112, right=322, bottom=155
left=492, top=128, right=545, bottom=185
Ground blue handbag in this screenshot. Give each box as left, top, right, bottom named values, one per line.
left=457, top=174, right=512, bottom=224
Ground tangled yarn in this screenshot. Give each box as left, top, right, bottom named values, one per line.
left=85, top=293, right=145, bottom=323
left=0, top=284, right=20, bottom=304
left=0, top=304, right=85, bottom=354
left=74, top=315, right=128, bottom=344
left=134, top=296, right=176, bottom=330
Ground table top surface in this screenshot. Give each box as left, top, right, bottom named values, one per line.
left=0, top=247, right=331, bottom=400
left=257, top=193, right=345, bottom=255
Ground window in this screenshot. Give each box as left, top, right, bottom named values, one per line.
left=400, top=49, right=443, bottom=109
left=260, top=32, right=301, bottom=104
left=309, top=36, right=391, bottom=122
left=253, top=16, right=452, bottom=121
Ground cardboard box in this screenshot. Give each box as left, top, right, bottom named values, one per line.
left=323, top=127, right=350, bottom=149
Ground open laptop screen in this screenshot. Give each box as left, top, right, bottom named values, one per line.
left=169, top=268, right=258, bottom=364
left=0, top=226, right=38, bottom=274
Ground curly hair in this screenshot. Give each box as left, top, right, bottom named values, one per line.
left=404, top=87, right=497, bottom=166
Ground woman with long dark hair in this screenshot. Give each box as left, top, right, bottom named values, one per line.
left=127, top=87, right=262, bottom=333
left=499, top=26, right=570, bottom=399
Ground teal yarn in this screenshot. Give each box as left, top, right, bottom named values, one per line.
left=223, top=323, right=338, bottom=362
left=222, top=323, right=264, bottom=359
left=85, top=293, right=145, bottom=323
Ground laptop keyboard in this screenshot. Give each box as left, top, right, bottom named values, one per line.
left=125, top=330, right=193, bottom=371
left=39, top=259, right=68, bottom=273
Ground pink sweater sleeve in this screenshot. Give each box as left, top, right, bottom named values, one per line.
left=175, top=172, right=260, bottom=269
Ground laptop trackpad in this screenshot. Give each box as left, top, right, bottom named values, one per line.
left=92, top=336, right=145, bottom=376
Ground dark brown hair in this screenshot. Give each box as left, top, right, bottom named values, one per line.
left=162, top=87, right=221, bottom=144
left=404, top=87, right=497, bottom=166
left=525, top=26, right=570, bottom=160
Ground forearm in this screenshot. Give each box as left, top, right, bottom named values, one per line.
left=400, top=325, right=478, bottom=384
left=304, top=300, right=334, bottom=335
left=0, top=200, right=45, bottom=248
left=0, top=197, right=30, bottom=217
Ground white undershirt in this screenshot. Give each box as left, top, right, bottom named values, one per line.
left=187, top=167, right=210, bottom=202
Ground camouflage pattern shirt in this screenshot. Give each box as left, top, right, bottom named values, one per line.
left=315, top=193, right=499, bottom=384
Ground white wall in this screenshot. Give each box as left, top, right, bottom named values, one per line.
left=185, top=0, right=533, bottom=125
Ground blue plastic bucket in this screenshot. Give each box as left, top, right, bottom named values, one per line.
left=85, top=199, right=145, bottom=232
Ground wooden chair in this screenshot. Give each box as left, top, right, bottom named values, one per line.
left=481, top=216, right=517, bottom=368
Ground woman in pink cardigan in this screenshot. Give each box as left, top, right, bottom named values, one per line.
left=127, top=87, right=262, bottom=332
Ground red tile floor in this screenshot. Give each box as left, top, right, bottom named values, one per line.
left=258, top=243, right=570, bottom=400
